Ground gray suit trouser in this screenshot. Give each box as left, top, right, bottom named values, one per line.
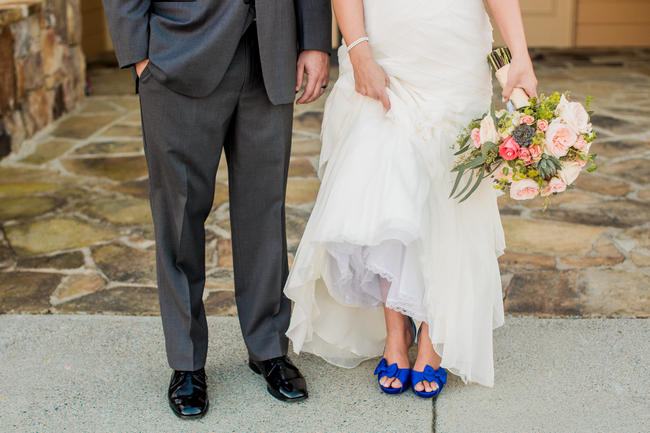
left=138, top=24, right=293, bottom=371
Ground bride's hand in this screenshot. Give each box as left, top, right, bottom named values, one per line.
left=349, top=44, right=391, bottom=111
left=502, top=54, right=538, bottom=100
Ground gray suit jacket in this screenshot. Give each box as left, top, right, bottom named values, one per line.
left=102, top=0, right=331, bottom=105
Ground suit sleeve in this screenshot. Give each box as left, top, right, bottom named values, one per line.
left=294, top=0, right=332, bottom=53
left=102, top=0, right=151, bottom=68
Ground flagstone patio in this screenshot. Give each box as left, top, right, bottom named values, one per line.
left=0, top=48, right=648, bottom=318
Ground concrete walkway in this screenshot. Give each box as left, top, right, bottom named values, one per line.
left=1, top=315, right=647, bottom=433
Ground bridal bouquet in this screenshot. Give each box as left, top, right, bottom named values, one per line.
left=450, top=49, right=597, bottom=206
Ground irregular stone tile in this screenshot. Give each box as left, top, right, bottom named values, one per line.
left=286, top=179, right=320, bottom=204
left=205, top=268, right=234, bottom=290
left=630, top=251, right=650, bottom=267
left=291, top=138, right=321, bottom=156
left=0, top=271, right=62, bottom=313
left=502, top=217, right=605, bottom=255
left=84, top=197, right=152, bottom=225
left=532, top=199, right=650, bottom=228
left=560, top=255, right=624, bottom=267
left=573, top=173, right=632, bottom=197
left=88, top=68, right=136, bottom=96
left=590, top=139, right=649, bottom=158
left=504, top=270, right=582, bottom=316
left=286, top=207, right=310, bottom=242
left=73, top=140, right=142, bottom=155
left=17, top=251, right=85, bottom=270
left=294, top=111, right=324, bottom=134
left=620, top=227, right=649, bottom=250
left=639, top=188, right=650, bottom=201
left=122, top=111, right=142, bottom=123
left=599, top=158, right=650, bottom=185
left=62, top=156, right=148, bottom=181
left=51, top=114, right=120, bottom=139
left=212, top=183, right=229, bottom=209
left=57, top=286, right=159, bottom=314
left=0, top=181, right=59, bottom=197
left=19, top=139, right=76, bottom=164
left=498, top=251, right=556, bottom=272
left=5, top=217, right=118, bottom=257
left=217, top=239, right=233, bottom=268
left=108, top=179, right=149, bottom=200
left=99, top=124, right=142, bottom=138
left=78, top=99, right=119, bottom=114
left=92, top=243, right=156, bottom=284
left=52, top=273, right=106, bottom=302
left=0, top=242, right=14, bottom=269
left=0, top=196, right=60, bottom=220
left=590, top=114, right=646, bottom=135
left=0, top=167, right=61, bottom=183
left=289, top=158, right=316, bottom=178
left=104, top=97, right=140, bottom=111
left=204, top=290, right=237, bottom=316
left=582, top=269, right=650, bottom=317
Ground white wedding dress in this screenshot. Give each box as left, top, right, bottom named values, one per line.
left=285, top=0, right=506, bottom=387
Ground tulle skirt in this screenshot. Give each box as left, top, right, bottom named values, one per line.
left=285, top=0, right=506, bottom=387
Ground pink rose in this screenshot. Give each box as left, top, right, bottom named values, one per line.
left=509, top=179, right=539, bottom=200
left=471, top=128, right=481, bottom=148
left=574, top=137, right=591, bottom=154
left=529, top=144, right=542, bottom=161
left=499, top=137, right=520, bottom=161
left=537, top=119, right=549, bottom=132
left=519, top=147, right=533, bottom=165
left=545, top=119, right=577, bottom=158
left=576, top=158, right=587, bottom=167
left=549, top=177, right=567, bottom=193
left=520, top=115, right=535, bottom=126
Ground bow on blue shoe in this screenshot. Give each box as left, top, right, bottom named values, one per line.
left=411, top=364, right=447, bottom=399
left=374, top=358, right=411, bottom=395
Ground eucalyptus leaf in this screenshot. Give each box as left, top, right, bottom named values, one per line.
left=454, top=170, right=475, bottom=199
left=460, top=171, right=486, bottom=203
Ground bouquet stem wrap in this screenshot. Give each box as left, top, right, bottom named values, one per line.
left=494, top=64, right=530, bottom=109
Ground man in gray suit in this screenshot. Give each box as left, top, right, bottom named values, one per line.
left=102, top=0, right=331, bottom=418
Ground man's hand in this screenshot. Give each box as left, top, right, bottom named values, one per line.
left=135, top=58, right=150, bottom=78
left=296, top=50, right=330, bottom=104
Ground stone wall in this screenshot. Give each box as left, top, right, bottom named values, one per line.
left=0, top=0, right=85, bottom=159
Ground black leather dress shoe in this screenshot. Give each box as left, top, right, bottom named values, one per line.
left=249, top=356, right=308, bottom=402
left=168, top=368, right=209, bottom=419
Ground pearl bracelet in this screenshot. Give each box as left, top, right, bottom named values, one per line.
left=346, top=37, right=369, bottom=53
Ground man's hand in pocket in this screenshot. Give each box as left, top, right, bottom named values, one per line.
left=136, top=59, right=150, bottom=78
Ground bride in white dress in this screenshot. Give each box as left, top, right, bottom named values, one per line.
left=285, top=0, right=538, bottom=395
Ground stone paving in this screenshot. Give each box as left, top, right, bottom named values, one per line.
left=0, top=49, right=648, bottom=317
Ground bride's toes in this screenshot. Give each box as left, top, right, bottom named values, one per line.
left=423, top=380, right=438, bottom=393
left=414, top=381, right=425, bottom=392
left=391, top=379, right=402, bottom=389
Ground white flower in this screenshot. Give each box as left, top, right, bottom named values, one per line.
left=558, top=161, right=582, bottom=185
left=556, top=94, right=590, bottom=134
left=479, top=115, right=500, bottom=145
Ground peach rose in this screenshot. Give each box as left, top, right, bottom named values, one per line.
left=499, top=137, right=520, bottom=161
left=545, top=119, right=577, bottom=158
left=539, top=182, right=553, bottom=197
left=519, top=147, right=533, bottom=165
left=537, top=119, right=549, bottom=132
left=574, top=137, right=591, bottom=154
left=529, top=144, right=543, bottom=161
left=549, top=177, right=567, bottom=193
left=479, top=115, right=499, bottom=145
left=493, top=162, right=514, bottom=182
left=576, top=158, right=587, bottom=167
left=509, top=179, right=539, bottom=200
left=556, top=94, right=590, bottom=134
left=520, top=115, right=535, bottom=126
left=558, top=161, right=582, bottom=185
left=471, top=128, right=482, bottom=148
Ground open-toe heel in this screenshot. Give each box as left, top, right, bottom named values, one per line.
left=411, top=323, right=447, bottom=398
left=373, top=317, right=417, bottom=395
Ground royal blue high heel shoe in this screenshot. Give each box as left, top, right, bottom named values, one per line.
left=411, top=323, right=447, bottom=399
left=374, top=317, right=417, bottom=395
